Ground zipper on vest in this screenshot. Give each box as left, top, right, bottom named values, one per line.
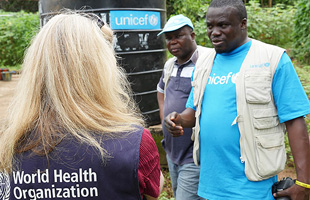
left=239, top=129, right=246, bottom=163
left=240, top=137, right=245, bottom=163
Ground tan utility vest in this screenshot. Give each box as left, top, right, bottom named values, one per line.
left=162, top=45, right=213, bottom=98
left=191, top=39, right=286, bottom=181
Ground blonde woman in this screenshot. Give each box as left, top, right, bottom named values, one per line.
left=0, top=12, right=163, bottom=200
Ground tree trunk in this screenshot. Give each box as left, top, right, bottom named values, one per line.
left=261, top=0, right=264, bottom=7
left=268, top=0, right=272, bottom=7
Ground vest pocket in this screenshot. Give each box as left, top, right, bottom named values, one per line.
left=255, top=133, right=286, bottom=178
left=253, top=108, right=279, bottom=129
left=245, top=73, right=272, bottom=104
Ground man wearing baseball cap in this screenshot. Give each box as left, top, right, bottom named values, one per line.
left=157, top=14, right=209, bottom=200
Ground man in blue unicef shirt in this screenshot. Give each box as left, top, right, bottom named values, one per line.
left=164, top=0, right=310, bottom=199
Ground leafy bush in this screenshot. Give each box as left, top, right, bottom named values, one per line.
left=292, top=0, right=310, bottom=64
left=0, top=0, right=38, bottom=13
left=246, top=0, right=295, bottom=48
left=286, top=62, right=310, bottom=167
left=166, top=0, right=295, bottom=48
left=166, top=0, right=212, bottom=47
left=261, top=0, right=297, bottom=7
left=0, top=11, right=39, bottom=66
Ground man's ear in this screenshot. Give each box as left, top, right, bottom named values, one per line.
left=241, top=18, right=247, bottom=30
left=191, top=31, right=196, bottom=41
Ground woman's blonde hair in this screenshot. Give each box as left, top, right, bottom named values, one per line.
left=0, top=12, right=144, bottom=172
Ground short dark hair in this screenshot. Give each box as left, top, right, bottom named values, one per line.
left=209, top=0, right=247, bottom=20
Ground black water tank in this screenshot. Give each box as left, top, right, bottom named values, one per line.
left=39, top=0, right=166, bottom=125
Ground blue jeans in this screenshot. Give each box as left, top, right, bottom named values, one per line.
left=166, top=155, right=204, bottom=200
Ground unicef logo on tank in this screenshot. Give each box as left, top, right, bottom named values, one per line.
left=149, top=14, right=159, bottom=26
left=110, top=10, right=161, bottom=30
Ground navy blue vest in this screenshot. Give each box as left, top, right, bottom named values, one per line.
left=8, top=127, right=144, bottom=200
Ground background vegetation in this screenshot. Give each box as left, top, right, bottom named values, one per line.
left=292, top=0, right=310, bottom=64
left=166, top=0, right=296, bottom=48
left=0, top=11, right=39, bottom=66
left=0, top=0, right=38, bottom=13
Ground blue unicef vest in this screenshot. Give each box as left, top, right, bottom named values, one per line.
left=6, top=127, right=144, bottom=200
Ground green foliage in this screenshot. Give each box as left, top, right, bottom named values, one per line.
left=284, top=134, right=294, bottom=167
left=166, top=0, right=212, bottom=47
left=273, top=0, right=296, bottom=5
left=292, top=0, right=310, bottom=64
left=246, top=0, right=295, bottom=48
left=0, top=0, right=38, bottom=13
left=166, top=0, right=210, bottom=20
left=295, top=64, right=310, bottom=97
left=166, top=0, right=295, bottom=48
left=285, top=63, right=310, bottom=167
left=260, top=0, right=297, bottom=7
left=0, top=11, right=39, bottom=66
left=158, top=168, right=175, bottom=200
left=1, top=65, right=21, bottom=72
left=192, top=5, right=211, bottom=47
left=158, top=192, right=175, bottom=200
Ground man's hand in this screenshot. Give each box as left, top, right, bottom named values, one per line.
left=279, top=116, right=310, bottom=200
left=164, top=108, right=196, bottom=137
left=164, top=112, right=184, bottom=137
left=273, top=184, right=309, bottom=200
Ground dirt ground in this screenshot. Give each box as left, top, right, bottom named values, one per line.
left=0, top=74, right=296, bottom=181
left=0, top=74, right=20, bottom=122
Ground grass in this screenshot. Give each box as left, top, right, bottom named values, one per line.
left=293, top=62, right=310, bottom=134
left=285, top=62, right=310, bottom=167
left=295, top=63, right=310, bottom=97
left=159, top=168, right=175, bottom=200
